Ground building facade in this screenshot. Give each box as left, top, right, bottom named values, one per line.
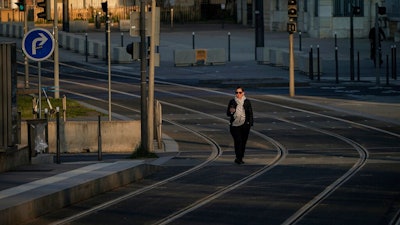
left=1, top=0, right=399, bottom=39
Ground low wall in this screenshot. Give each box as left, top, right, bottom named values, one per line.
left=174, top=48, right=226, bottom=66
left=20, top=120, right=141, bottom=153
left=0, top=146, right=30, bottom=172
left=257, top=47, right=322, bottom=74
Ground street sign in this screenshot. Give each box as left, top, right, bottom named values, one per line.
left=22, top=28, right=55, bottom=61
left=287, top=22, right=297, bottom=33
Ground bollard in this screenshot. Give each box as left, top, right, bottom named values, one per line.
left=395, top=45, right=397, bottom=80
left=335, top=46, right=339, bottom=83
left=44, top=108, right=49, bottom=153
left=357, top=51, right=360, bottom=81
left=121, top=32, right=124, bottom=47
left=317, top=45, right=320, bottom=81
left=192, top=32, right=195, bottom=49
left=309, top=46, right=314, bottom=80
left=98, top=115, right=102, bottom=161
left=386, top=54, right=390, bottom=85
left=299, top=31, right=302, bottom=51
left=228, top=32, right=231, bottom=62
left=392, top=46, right=395, bottom=79
left=56, top=107, right=60, bottom=164
left=85, top=33, right=88, bottom=62
left=62, top=95, right=67, bottom=122
left=334, top=32, right=337, bottom=47
left=44, top=108, right=48, bottom=120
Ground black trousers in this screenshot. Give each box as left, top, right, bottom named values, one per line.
left=230, top=124, right=250, bottom=160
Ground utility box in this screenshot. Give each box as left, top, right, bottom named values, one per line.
left=0, top=42, right=19, bottom=152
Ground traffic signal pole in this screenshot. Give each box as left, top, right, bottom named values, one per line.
left=54, top=0, right=59, bottom=99
left=287, top=0, right=297, bottom=97
left=140, top=0, right=148, bottom=150
left=289, top=32, right=295, bottom=97
left=147, top=0, right=156, bottom=152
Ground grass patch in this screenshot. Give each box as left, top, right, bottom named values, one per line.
left=130, top=144, right=158, bottom=159
left=18, top=94, right=103, bottom=120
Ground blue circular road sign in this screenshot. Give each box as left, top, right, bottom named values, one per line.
left=22, top=28, right=55, bottom=61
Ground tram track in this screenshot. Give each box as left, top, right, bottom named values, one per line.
left=19, top=60, right=400, bottom=225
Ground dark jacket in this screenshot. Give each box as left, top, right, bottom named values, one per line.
left=226, top=98, right=254, bottom=126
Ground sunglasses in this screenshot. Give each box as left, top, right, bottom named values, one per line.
left=235, top=91, right=243, bottom=94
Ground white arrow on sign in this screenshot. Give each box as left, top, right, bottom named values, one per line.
left=32, top=33, right=48, bottom=55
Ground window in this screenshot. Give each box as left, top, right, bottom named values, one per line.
left=333, top=0, right=364, bottom=17
left=314, top=0, right=318, bottom=17
left=304, top=0, right=308, bottom=12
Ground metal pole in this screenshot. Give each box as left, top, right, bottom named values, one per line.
left=228, top=32, right=231, bottom=62
left=357, top=51, right=360, bottom=81
left=350, top=4, right=355, bottom=81
left=335, top=46, right=339, bottom=83
left=147, top=0, right=156, bottom=152
left=375, top=3, right=380, bottom=85
left=53, top=0, right=59, bottom=99
left=121, top=32, right=124, bottom=47
left=395, top=45, right=397, bottom=80
left=98, top=115, right=102, bottom=161
left=386, top=54, right=389, bottom=85
left=85, top=33, right=88, bottom=62
left=107, top=16, right=112, bottom=121
left=170, top=8, right=174, bottom=29
left=140, top=0, right=148, bottom=150
left=317, top=45, right=320, bottom=81
left=392, top=45, right=395, bottom=79
left=334, top=32, right=337, bottom=47
left=299, top=31, right=302, bottom=51
left=38, top=62, right=42, bottom=118
left=289, top=32, right=295, bottom=97
left=56, top=107, right=60, bottom=164
left=309, top=46, right=313, bottom=80
left=192, top=32, right=195, bottom=49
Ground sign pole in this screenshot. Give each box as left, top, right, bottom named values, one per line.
left=38, top=62, right=42, bottom=118
left=54, top=0, right=59, bottom=98
left=22, top=28, right=55, bottom=118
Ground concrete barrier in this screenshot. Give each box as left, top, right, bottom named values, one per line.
left=206, top=48, right=226, bottom=65
left=58, top=32, right=67, bottom=48
left=256, top=47, right=271, bottom=64
left=112, top=46, right=133, bottom=63
left=73, top=35, right=86, bottom=54
left=297, top=53, right=322, bottom=75
left=20, top=120, right=141, bottom=153
left=93, top=40, right=105, bottom=59
left=174, top=49, right=196, bottom=66
left=174, top=48, right=226, bottom=66
left=270, top=48, right=284, bottom=66
left=257, top=47, right=322, bottom=74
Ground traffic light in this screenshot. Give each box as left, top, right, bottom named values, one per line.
left=15, top=0, right=25, bottom=11
left=288, top=0, right=297, bottom=22
left=101, top=2, right=108, bottom=14
left=37, top=0, right=51, bottom=20
left=126, top=42, right=139, bottom=60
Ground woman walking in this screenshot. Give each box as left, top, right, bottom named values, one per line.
left=226, top=86, right=253, bottom=164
